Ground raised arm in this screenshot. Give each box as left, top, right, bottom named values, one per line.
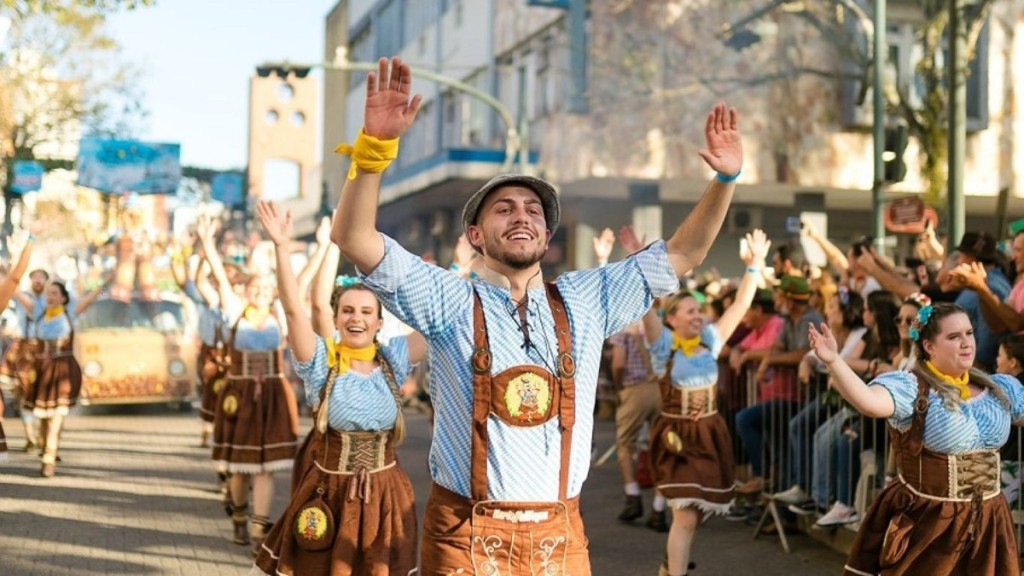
left=297, top=216, right=332, bottom=305
left=196, top=215, right=238, bottom=311
left=332, top=56, right=422, bottom=273
left=664, top=103, right=742, bottom=277
left=311, top=242, right=341, bottom=340
left=809, top=322, right=894, bottom=418
left=0, top=230, right=33, bottom=312
left=194, top=259, right=219, bottom=308
left=73, top=270, right=112, bottom=316
left=857, top=250, right=919, bottom=300
left=950, top=261, right=1022, bottom=333
left=801, top=219, right=849, bottom=273
left=257, top=201, right=315, bottom=363
left=716, top=229, right=770, bottom=343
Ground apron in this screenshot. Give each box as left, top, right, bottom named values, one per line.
left=421, top=283, right=590, bottom=575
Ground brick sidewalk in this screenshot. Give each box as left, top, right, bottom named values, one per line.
left=1, top=404, right=846, bottom=575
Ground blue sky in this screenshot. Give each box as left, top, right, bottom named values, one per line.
left=106, top=0, right=338, bottom=170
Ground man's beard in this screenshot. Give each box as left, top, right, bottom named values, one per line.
left=484, top=236, right=545, bottom=270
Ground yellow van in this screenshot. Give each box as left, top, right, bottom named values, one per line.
left=74, top=292, right=198, bottom=407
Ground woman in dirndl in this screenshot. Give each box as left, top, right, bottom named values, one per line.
left=251, top=201, right=424, bottom=576
left=642, top=229, right=771, bottom=576
left=809, top=302, right=1024, bottom=575
left=197, top=215, right=301, bottom=551
left=18, top=273, right=106, bottom=477
left=0, top=230, right=34, bottom=463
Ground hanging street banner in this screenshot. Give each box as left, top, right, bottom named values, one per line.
left=76, top=137, right=182, bottom=195
left=11, top=160, right=44, bottom=194
left=211, top=171, right=245, bottom=207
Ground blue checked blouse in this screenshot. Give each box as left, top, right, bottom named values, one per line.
left=293, top=335, right=411, bottom=431
left=221, top=300, right=283, bottom=351
left=649, top=323, right=722, bottom=389
left=30, top=310, right=75, bottom=340
left=872, top=370, right=1024, bottom=454
left=184, top=280, right=225, bottom=346
left=360, top=234, right=679, bottom=501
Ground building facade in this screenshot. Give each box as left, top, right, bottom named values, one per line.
left=323, top=0, right=1024, bottom=274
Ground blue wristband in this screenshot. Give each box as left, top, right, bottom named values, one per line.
left=715, top=169, right=741, bottom=183
left=746, top=266, right=760, bottom=274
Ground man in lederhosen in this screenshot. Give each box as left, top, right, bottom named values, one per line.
left=331, top=56, right=744, bottom=575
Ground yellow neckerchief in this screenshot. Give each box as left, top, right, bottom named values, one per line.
left=243, top=306, right=271, bottom=326
left=924, top=359, right=970, bottom=400
left=43, top=306, right=65, bottom=321
left=325, top=338, right=377, bottom=374
left=671, top=333, right=702, bottom=357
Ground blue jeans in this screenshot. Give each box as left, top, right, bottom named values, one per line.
left=788, top=396, right=831, bottom=492
left=811, top=407, right=854, bottom=506
left=736, top=399, right=800, bottom=484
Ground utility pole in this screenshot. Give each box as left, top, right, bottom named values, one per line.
left=947, top=0, right=966, bottom=246
left=871, top=0, right=887, bottom=254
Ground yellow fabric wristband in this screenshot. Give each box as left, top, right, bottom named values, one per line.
left=334, top=129, right=400, bottom=180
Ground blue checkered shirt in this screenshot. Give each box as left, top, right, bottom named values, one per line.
left=360, top=234, right=679, bottom=501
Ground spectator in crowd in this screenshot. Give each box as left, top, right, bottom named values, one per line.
left=734, top=275, right=823, bottom=496
left=945, top=232, right=1012, bottom=371
left=774, top=288, right=867, bottom=513
left=949, top=229, right=1024, bottom=334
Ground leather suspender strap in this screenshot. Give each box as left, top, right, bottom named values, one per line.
left=545, top=282, right=576, bottom=502
left=907, top=369, right=930, bottom=458
left=470, top=288, right=492, bottom=502
left=469, top=284, right=577, bottom=502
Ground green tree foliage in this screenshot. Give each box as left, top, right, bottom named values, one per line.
left=1, top=0, right=152, bottom=21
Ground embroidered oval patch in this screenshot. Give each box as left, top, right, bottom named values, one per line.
left=294, top=500, right=335, bottom=551
left=504, top=371, right=551, bottom=423
left=212, top=378, right=226, bottom=395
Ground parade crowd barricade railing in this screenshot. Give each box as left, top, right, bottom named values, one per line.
left=720, top=359, right=1024, bottom=557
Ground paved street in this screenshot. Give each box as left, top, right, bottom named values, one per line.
left=0, top=404, right=846, bottom=575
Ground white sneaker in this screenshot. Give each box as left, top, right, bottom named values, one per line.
left=816, top=502, right=859, bottom=527
left=772, top=485, right=811, bottom=506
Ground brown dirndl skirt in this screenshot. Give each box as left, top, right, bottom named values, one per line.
left=843, top=480, right=1020, bottom=575
left=291, top=427, right=316, bottom=494
left=0, top=339, right=23, bottom=395
left=420, top=483, right=591, bottom=576
left=648, top=412, right=735, bottom=515
left=197, top=344, right=228, bottom=423
left=252, top=429, right=418, bottom=576
left=212, top=375, right=299, bottom=474
left=23, top=345, right=82, bottom=418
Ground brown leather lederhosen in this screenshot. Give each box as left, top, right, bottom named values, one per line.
left=844, top=370, right=1019, bottom=575
left=421, top=283, right=591, bottom=576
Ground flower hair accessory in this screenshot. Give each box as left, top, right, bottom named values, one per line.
left=905, top=292, right=932, bottom=308
left=335, top=275, right=361, bottom=288
left=908, top=303, right=934, bottom=341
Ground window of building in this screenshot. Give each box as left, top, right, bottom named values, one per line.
left=350, top=25, right=373, bottom=93
left=376, top=0, right=402, bottom=61
left=842, top=17, right=989, bottom=131
left=534, top=36, right=554, bottom=119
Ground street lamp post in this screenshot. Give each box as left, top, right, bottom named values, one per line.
left=258, top=49, right=525, bottom=174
